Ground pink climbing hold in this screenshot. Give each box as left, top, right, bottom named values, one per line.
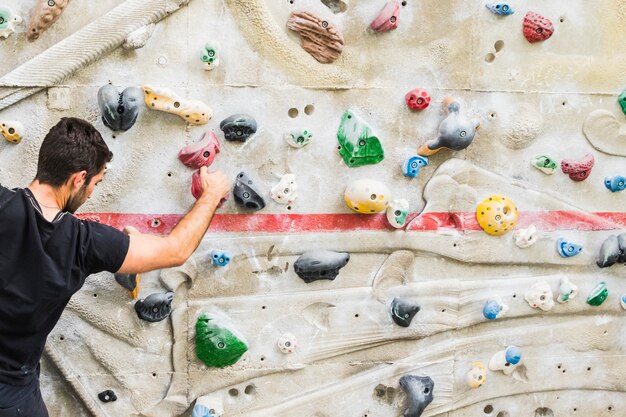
left=561, top=153, right=595, bottom=182
left=523, top=11, right=554, bottom=43
left=405, top=88, right=431, bottom=111
left=191, top=170, right=228, bottom=206
left=178, top=131, right=221, bottom=169
left=370, top=0, right=401, bottom=32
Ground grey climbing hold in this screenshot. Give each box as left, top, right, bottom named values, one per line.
left=134, top=292, right=174, bottom=322
left=97, top=85, right=143, bottom=131
left=98, top=390, right=117, bottom=402
left=399, top=375, right=434, bottom=417
left=114, top=273, right=138, bottom=293
left=391, top=297, right=420, bottom=327
left=597, top=233, right=626, bottom=268
left=294, top=250, right=350, bottom=283
left=233, top=171, right=266, bottom=211
left=219, top=114, right=257, bottom=142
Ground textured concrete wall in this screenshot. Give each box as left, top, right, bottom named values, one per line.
left=0, top=0, right=625, bottom=416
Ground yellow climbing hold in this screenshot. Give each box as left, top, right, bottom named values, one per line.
left=476, top=195, right=518, bottom=236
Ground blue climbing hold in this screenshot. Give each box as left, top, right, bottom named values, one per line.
left=504, top=346, right=522, bottom=365
left=556, top=238, right=583, bottom=258
left=211, top=250, right=231, bottom=267
left=604, top=176, right=626, bottom=192
left=485, top=3, right=514, bottom=16
left=402, top=155, right=429, bottom=178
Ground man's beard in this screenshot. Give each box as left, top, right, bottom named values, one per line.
left=64, top=182, right=89, bottom=213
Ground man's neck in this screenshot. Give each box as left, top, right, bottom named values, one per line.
left=28, top=181, right=67, bottom=220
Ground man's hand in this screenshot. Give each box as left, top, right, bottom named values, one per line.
left=198, top=167, right=230, bottom=203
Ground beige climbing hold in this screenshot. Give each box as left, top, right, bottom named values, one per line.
left=286, top=11, right=344, bottom=64
left=582, top=110, right=626, bottom=157
left=27, top=0, right=71, bottom=41
left=0, top=120, right=25, bottom=144
left=142, top=85, right=212, bottom=125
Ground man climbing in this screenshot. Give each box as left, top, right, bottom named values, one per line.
left=0, top=118, right=230, bottom=416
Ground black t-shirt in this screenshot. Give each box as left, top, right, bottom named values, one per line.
left=0, top=185, right=130, bottom=386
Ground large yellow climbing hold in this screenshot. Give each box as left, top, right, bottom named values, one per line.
left=476, top=195, right=518, bottom=236
left=142, top=85, right=212, bottom=125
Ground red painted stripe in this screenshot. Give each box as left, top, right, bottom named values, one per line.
left=75, top=211, right=626, bottom=234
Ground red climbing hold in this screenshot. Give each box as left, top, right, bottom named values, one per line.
left=561, top=153, right=595, bottom=182
left=405, top=88, right=431, bottom=111
left=523, top=11, right=554, bottom=43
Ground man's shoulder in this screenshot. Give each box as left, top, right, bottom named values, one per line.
left=0, top=183, right=19, bottom=208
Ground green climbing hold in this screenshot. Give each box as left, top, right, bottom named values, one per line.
left=619, top=89, right=626, bottom=116
left=586, top=281, right=608, bottom=306
left=337, top=110, right=384, bottom=167
left=195, top=312, right=248, bottom=368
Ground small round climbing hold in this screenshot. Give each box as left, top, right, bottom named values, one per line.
left=466, top=362, right=486, bottom=388
left=475, top=195, right=518, bottom=236
left=277, top=333, right=298, bottom=354
left=98, top=390, right=117, bottom=403
left=405, top=88, right=431, bottom=111
left=211, top=250, right=231, bottom=267
left=483, top=297, right=508, bottom=320
left=201, top=41, right=221, bottom=70
left=344, top=179, right=392, bottom=214
left=523, top=12, right=554, bottom=43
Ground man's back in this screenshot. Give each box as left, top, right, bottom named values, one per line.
left=0, top=184, right=128, bottom=386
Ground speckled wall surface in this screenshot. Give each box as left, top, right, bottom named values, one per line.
left=0, top=0, right=625, bottom=416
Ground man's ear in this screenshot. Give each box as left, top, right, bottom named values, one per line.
left=69, top=170, right=88, bottom=190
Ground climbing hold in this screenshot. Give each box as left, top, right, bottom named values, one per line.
left=523, top=11, right=554, bottom=43
left=233, top=172, right=266, bottom=211
left=344, top=179, right=391, bottom=214
left=179, top=131, right=221, bottom=169
left=557, top=276, right=578, bottom=304
left=0, top=121, right=25, bottom=144
left=465, top=362, right=486, bottom=389
left=27, top=0, right=70, bottom=41
left=582, top=110, right=626, bottom=157
left=621, top=295, right=626, bottom=311
left=97, top=85, right=143, bottom=132
left=220, top=114, right=257, bottom=142
left=482, top=296, right=509, bottom=320
left=270, top=174, right=298, bottom=205
left=405, top=89, right=431, bottom=111
left=417, top=97, right=480, bottom=156
left=337, top=110, right=385, bottom=167
left=134, top=292, right=174, bottom=323
left=597, top=234, right=626, bottom=268
left=97, top=390, right=117, bottom=403
left=286, top=11, right=344, bottom=64
left=201, top=41, right=221, bottom=70
left=390, top=297, right=420, bottom=327
left=192, top=394, right=223, bottom=417
left=586, top=282, right=608, bottom=306
left=123, top=23, right=156, bottom=50
left=531, top=155, right=558, bottom=175
left=294, top=250, right=350, bottom=283
left=114, top=273, right=140, bottom=300
left=398, top=375, right=434, bottom=417
left=489, top=346, right=522, bottom=375
left=370, top=0, right=400, bottom=32
left=475, top=195, right=518, bottom=236
left=386, top=199, right=409, bottom=229
left=142, top=85, right=212, bottom=125
left=556, top=238, right=583, bottom=258
left=524, top=281, right=555, bottom=311
left=619, top=89, right=626, bottom=116
left=277, top=333, right=298, bottom=354
left=604, top=176, right=626, bottom=192
left=195, top=312, right=248, bottom=368
left=211, top=250, right=231, bottom=267
left=514, top=225, right=537, bottom=248
left=485, top=3, right=514, bottom=16
left=0, top=7, right=23, bottom=39
left=285, top=128, right=313, bottom=148
left=561, top=153, right=595, bottom=182
left=402, top=155, right=429, bottom=178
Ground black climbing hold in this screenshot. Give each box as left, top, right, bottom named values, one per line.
left=390, top=297, right=420, bottom=327
left=134, top=292, right=174, bottom=322
left=233, top=171, right=265, bottom=211
left=98, top=390, right=117, bottom=403
left=293, top=250, right=350, bottom=283
left=597, top=233, right=626, bottom=268
left=114, top=273, right=138, bottom=293
left=219, top=114, right=257, bottom=142
left=399, top=375, right=434, bottom=417
left=98, top=85, right=143, bottom=132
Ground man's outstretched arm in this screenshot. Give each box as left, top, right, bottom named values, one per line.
left=116, top=167, right=230, bottom=274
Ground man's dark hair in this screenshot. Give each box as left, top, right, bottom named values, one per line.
left=35, top=117, right=113, bottom=187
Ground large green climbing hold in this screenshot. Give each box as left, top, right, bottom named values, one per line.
left=619, top=89, right=626, bottom=116
left=586, top=281, right=608, bottom=306
left=195, top=312, right=248, bottom=368
left=337, top=110, right=384, bottom=167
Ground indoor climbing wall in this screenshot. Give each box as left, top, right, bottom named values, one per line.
left=0, top=0, right=625, bottom=416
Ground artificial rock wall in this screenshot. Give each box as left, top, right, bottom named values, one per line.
left=1, top=0, right=625, bottom=416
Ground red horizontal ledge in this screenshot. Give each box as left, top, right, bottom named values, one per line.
left=75, top=211, right=626, bottom=234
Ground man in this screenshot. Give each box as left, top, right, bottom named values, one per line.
left=0, top=118, right=230, bottom=416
